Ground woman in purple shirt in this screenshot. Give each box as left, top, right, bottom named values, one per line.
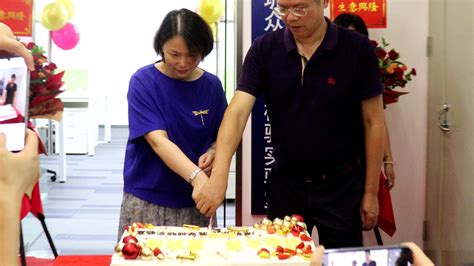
left=117, top=9, right=227, bottom=238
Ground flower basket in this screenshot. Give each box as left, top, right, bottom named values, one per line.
left=26, top=42, right=65, bottom=121
left=371, top=38, right=416, bottom=106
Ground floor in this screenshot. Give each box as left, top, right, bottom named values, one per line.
left=23, top=126, right=235, bottom=259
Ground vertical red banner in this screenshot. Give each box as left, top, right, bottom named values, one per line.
left=0, top=0, right=34, bottom=36
left=330, top=0, right=387, bottom=28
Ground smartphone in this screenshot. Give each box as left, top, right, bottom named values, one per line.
left=323, top=244, right=413, bottom=266
left=0, top=56, right=29, bottom=151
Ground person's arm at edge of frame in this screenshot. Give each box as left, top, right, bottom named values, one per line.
left=360, top=94, right=385, bottom=230
left=195, top=90, right=256, bottom=217
left=0, top=130, right=40, bottom=265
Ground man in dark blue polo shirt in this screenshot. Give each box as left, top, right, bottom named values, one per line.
left=194, top=0, right=385, bottom=248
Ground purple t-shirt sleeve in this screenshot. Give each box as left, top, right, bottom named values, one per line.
left=356, top=37, right=384, bottom=100
left=237, top=39, right=264, bottom=97
left=127, top=75, right=166, bottom=142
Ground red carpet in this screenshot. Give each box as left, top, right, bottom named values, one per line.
left=25, top=257, right=55, bottom=266
left=53, top=255, right=111, bottom=266
left=25, top=255, right=111, bottom=266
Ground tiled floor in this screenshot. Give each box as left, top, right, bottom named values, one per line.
left=23, top=126, right=235, bottom=258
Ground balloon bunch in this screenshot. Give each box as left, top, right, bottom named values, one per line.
left=197, top=0, right=224, bottom=38
left=40, top=0, right=80, bottom=50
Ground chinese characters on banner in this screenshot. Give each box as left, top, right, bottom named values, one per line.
left=330, top=0, right=386, bottom=28
left=250, top=0, right=281, bottom=214
left=0, top=0, right=34, bottom=36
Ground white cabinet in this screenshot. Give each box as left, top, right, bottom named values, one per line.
left=54, top=97, right=99, bottom=155
left=63, top=108, right=89, bottom=154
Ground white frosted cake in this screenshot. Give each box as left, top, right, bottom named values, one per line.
left=111, top=216, right=315, bottom=265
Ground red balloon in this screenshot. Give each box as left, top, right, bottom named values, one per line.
left=51, top=22, right=80, bottom=50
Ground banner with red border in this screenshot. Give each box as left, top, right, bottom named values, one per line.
left=0, top=0, right=34, bottom=37
left=330, top=0, right=386, bottom=28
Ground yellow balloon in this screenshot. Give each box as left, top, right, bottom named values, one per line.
left=40, top=3, right=68, bottom=31
left=209, top=22, right=217, bottom=40
left=198, top=0, right=224, bottom=25
left=55, top=0, right=75, bottom=20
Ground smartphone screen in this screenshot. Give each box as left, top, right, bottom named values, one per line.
left=323, top=245, right=413, bottom=266
left=0, top=56, right=29, bottom=151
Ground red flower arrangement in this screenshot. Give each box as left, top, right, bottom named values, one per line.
left=371, top=38, right=416, bottom=105
left=27, top=42, right=65, bottom=120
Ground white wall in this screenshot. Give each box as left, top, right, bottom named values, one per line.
left=241, top=0, right=429, bottom=248
left=365, top=0, right=428, bottom=247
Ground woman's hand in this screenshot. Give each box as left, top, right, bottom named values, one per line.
left=198, top=149, right=215, bottom=176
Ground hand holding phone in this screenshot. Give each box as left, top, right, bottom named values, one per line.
left=0, top=129, right=40, bottom=198
left=402, top=242, right=434, bottom=266
left=0, top=22, right=34, bottom=70
left=323, top=245, right=413, bottom=266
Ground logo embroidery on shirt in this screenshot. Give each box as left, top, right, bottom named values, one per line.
left=192, top=109, right=209, bottom=126
left=327, top=76, right=336, bottom=86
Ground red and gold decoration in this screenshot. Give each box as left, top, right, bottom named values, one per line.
left=0, top=0, right=34, bottom=36
left=331, top=0, right=386, bottom=28
left=253, top=215, right=313, bottom=260
left=371, top=38, right=416, bottom=105
left=253, top=215, right=308, bottom=238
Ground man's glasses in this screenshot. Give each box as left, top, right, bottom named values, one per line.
left=273, top=6, right=308, bottom=17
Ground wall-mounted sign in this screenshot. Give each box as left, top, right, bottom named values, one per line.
left=331, top=0, right=387, bottom=28
left=0, top=0, right=34, bottom=36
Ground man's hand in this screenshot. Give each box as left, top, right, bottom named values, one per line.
left=360, top=192, right=379, bottom=230
left=193, top=176, right=227, bottom=217
left=0, top=23, right=34, bottom=71
left=198, top=149, right=215, bottom=176
left=0, top=130, right=40, bottom=199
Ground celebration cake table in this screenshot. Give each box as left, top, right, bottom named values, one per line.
left=111, top=215, right=315, bottom=265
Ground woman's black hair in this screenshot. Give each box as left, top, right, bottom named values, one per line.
left=333, top=13, right=369, bottom=37
left=153, top=8, right=213, bottom=60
